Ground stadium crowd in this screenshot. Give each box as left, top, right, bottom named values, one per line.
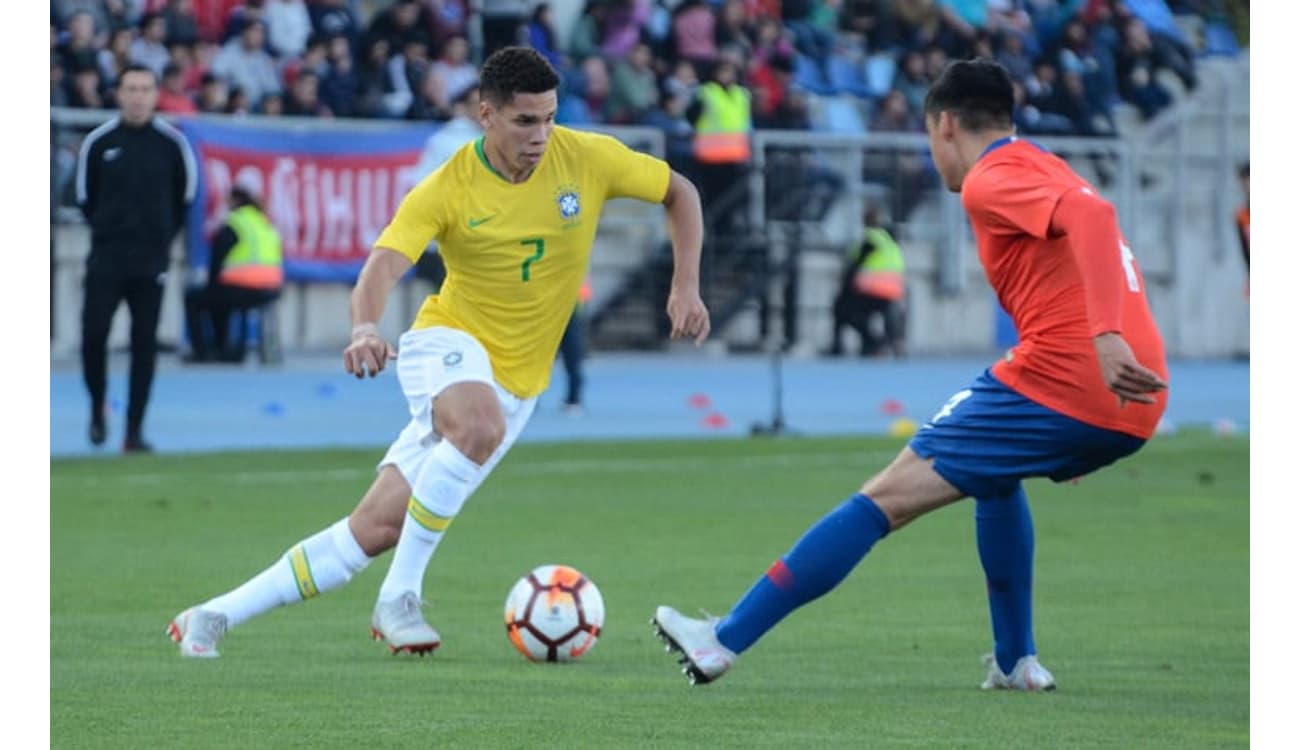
left=52, top=0, right=1243, bottom=138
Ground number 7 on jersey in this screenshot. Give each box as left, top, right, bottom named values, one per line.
left=520, top=238, right=545, bottom=282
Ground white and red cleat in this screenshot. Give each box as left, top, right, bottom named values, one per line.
left=370, top=591, right=441, bottom=656
left=167, top=608, right=228, bottom=659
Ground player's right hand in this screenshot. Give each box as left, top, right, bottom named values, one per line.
left=1093, top=332, right=1167, bottom=406
left=343, top=323, right=397, bottom=379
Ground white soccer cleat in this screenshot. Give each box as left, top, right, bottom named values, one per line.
left=981, top=652, right=1057, bottom=691
left=651, top=605, right=737, bottom=685
left=166, top=607, right=228, bottom=659
left=370, top=591, right=441, bottom=656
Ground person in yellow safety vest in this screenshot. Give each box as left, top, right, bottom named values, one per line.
left=826, top=205, right=907, bottom=358
left=184, top=184, right=284, bottom=363
left=557, top=277, right=593, bottom=415
left=689, top=58, right=752, bottom=235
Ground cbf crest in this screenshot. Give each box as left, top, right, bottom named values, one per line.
left=555, top=183, right=582, bottom=228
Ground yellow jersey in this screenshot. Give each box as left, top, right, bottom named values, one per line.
left=374, top=126, right=671, bottom=398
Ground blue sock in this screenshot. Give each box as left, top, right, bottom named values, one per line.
left=715, top=493, right=891, bottom=654
left=975, top=484, right=1036, bottom=675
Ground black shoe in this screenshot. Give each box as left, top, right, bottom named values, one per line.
left=123, top=435, right=154, bottom=454
left=89, top=419, right=107, bottom=446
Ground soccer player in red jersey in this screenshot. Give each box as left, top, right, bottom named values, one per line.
left=653, top=58, right=1169, bottom=688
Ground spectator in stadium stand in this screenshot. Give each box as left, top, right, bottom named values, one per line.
left=782, top=0, right=835, bottom=72
left=608, top=41, right=659, bottom=124
left=225, top=84, right=252, bottom=114
left=131, top=13, right=173, bottom=78
left=282, top=32, right=331, bottom=87
left=309, top=0, right=363, bottom=52
left=430, top=0, right=471, bottom=52
left=197, top=72, right=229, bottom=112
left=749, top=51, right=796, bottom=129
left=567, top=1, right=608, bottom=66
left=715, top=0, right=755, bottom=61
left=157, top=62, right=200, bottom=114
left=284, top=69, right=330, bottom=116
left=871, top=89, right=923, bottom=133
left=211, top=19, right=283, bottom=104
left=995, top=28, right=1034, bottom=86
left=1115, top=0, right=1197, bottom=91
left=670, top=0, right=718, bottom=66
left=259, top=90, right=286, bottom=115
left=479, top=0, right=534, bottom=58
left=58, top=11, right=102, bottom=76
left=639, top=88, right=696, bottom=173
left=183, top=40, right=218, bottom=90
left=163, top=0, right=202, bottom=46
left=425, top=35, right=478, bottom=118
left=563, top=55, right=613, bottom=124
left=839, top=0, right=902, bottom=53
left=221, top=0, right=271, bottom=44
left=527, top=3, right=567, bottom=72
left=663, top=57, right=700, bottom=103
left=320, top=34, right=362, bottom=117
left=75, top=64, right=197, bottom=453
left=265, top=0, right=313, bottom=59
left=1114, top=16, right=1175, bottom=120
left=99, top=27, right=136, bottom=88
left=68, top=66, right=108, bottom=110
left=1054, top=17, right=1119, bottom=124
left=365, top=0, right=434, bottom=57
left=54, top=1, right=111, bottom=34
left=893, top=50, right=930, bottom=114
left=748, top=15, right=796, bottom=68
left=383, top=32, right=432, bottom=118
left=600, top=0, right=652, bottom=60
left=354, top=36, right=394, bottom=118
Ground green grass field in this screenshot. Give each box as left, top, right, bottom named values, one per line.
left=51, top=432, right=1249, bottom=749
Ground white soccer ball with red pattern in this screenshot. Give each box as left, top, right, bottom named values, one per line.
left=503, top=564, right=604, bottom=662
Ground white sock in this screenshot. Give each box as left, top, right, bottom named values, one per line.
left=378, top=440, right=482, bottom=601
left=203, top=518, right=373, bottom=629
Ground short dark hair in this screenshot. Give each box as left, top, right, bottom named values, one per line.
left=118, top=63, right=158, bottom=86
left=479, top=46, right=560, bottom=106
left=923, top=58, right=1014, bottom=132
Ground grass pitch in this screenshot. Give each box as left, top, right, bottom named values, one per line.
left=51, top=432, right=1248, bottom=749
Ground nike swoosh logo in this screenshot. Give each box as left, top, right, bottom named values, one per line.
left=468, top=215, right=496, bottom=229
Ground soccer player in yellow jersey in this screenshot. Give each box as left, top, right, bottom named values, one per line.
left=167, top=47, right=711, bottom=658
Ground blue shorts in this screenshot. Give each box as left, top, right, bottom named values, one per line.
left=907, top=369, right=1145, bottom=500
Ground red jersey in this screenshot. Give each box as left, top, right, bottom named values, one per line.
left=962, top=139, right=1168, bottom=439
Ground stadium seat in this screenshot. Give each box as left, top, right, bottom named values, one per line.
left=1201, top=21, right=1241, bottom=57
left=793, top=53, right=837, bottom=96
left=811, top=94, right=868, bottom=133
left=864, top=54, right=897, bottom=99
left=827, top=55, right=873, bottom=99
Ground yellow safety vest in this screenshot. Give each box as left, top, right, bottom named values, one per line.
left=693, top=82, right=752, bottom=164
left=852, top=227, right=905, bottom=300
left=220, top=205, right=284, bottom=290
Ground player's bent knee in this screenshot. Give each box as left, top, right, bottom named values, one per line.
left=438, top=416, right=505, bottom=465
left=860, top=448, right=963, bottom=530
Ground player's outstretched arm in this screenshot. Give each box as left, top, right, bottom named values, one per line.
left=343, top=247, right=413, bottom=379
left=1051, top=187, right=1167, bottom=405
left=662, top=170, right=711, bottom=346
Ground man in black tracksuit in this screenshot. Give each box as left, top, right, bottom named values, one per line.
left=76, top=64, right=196, bottom=452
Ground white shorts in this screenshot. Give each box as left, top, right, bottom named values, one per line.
left=378, top=326, right=537, bottom=484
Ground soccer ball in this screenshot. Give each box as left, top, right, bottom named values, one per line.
left=503, top=564, right=604, bottom=662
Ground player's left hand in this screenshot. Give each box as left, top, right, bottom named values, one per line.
left=666, top=287, right=711, bottom=346
left=1094, top=332, right=1167, bottom=406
